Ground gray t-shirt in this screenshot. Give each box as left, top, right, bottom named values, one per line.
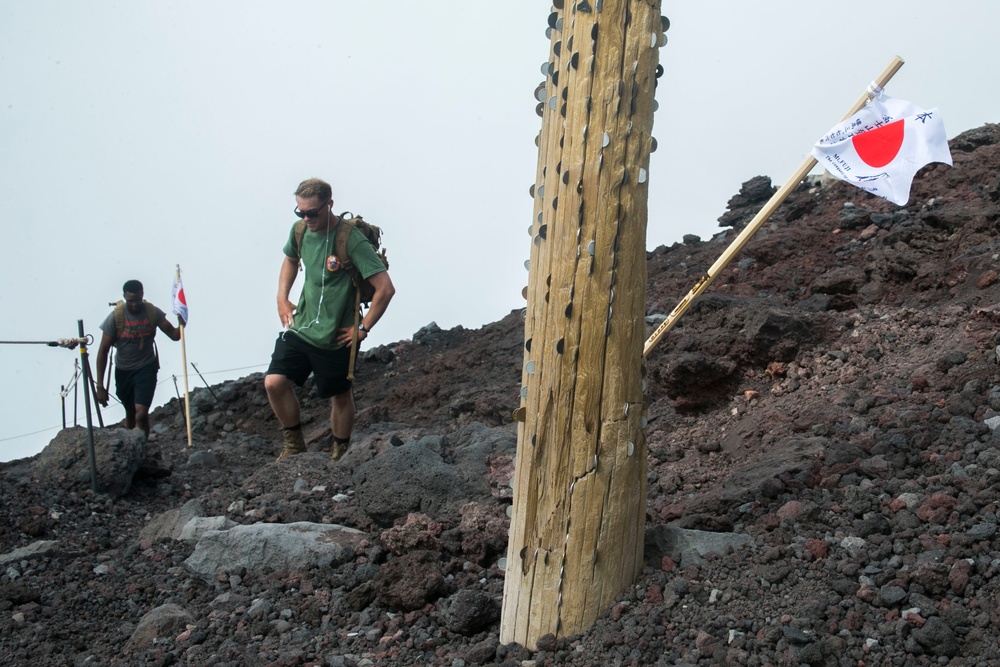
left=100, top=304, right=164, bottom=370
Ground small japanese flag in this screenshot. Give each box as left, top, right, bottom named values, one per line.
left=173, top=271, right=188, bottom=325
left=811, top=94, right=952, bottom=205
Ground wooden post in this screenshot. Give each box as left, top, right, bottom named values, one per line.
left=501, top=0, right=664, bottom=648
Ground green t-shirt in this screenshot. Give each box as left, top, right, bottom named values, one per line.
left=282, top=219, right=386, bottom=350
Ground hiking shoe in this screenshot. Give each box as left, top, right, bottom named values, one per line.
left=276, top=428, right=307, bottom=462
left=330, top=439, right=351, bottom=461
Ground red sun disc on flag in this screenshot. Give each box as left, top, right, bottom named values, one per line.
left=852, top=119, right=905, bottom=168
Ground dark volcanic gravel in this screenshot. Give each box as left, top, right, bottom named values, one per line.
left=3, top=124, right=1000, bottom=666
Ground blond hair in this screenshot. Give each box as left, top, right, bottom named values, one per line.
left=294, top=178, right=332, bottom=202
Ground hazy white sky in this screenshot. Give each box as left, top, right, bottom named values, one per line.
left=2, top=1, right=998, bottom=461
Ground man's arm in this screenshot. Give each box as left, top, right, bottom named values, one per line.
left=335, top=271, right=395, bottom=347
left=94, top=332, right=114, bottom=407
left=277, top=255, right=300, bottom=328
left=362, top=271, right=395, bottom=331
left=157, top=315, right=182, bottom=341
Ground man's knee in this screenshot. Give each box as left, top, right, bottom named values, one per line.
left=265, top=373, right=292, bottom=396
left=331, top=389, right=354, bottom=408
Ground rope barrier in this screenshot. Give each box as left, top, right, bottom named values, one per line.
left=186, top=363, right=269, bottom=377
left=0, top=425, right=62, bottom=443
left=153, top=362, right=267, bottom=387
left=0, top=337, right=91, bottom=349
left=2, top=360, right=269, bottom=447
left=59, top=367, right=82, bottom=399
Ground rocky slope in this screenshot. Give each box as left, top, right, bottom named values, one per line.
left=2, top=123, right=1000, bottom=667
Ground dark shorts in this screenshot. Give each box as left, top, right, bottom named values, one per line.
left=115, top=362, right=158, bottom=409
left=266, top=331, right=353, bottom=398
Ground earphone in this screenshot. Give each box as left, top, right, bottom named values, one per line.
left=292, top=207, right=332, bottom=334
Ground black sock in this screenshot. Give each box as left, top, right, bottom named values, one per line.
left=333, top=435, right=350, bottom=445
left=285, top=424, right=302, bottom=432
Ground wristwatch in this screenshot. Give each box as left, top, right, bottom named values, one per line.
left=358, top=322, right=368, bottom=333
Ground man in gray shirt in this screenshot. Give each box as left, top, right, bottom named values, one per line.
left=95, top=279, right=183, bottom=437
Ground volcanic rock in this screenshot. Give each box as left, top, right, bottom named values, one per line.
left=4, top=126, right=1000, bottom=665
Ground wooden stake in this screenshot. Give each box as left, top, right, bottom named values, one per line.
left=643, top=56, right=905, bottom=357
left=501, top=0, right=663, bottom=648
left=176, top=265, right=193, bottom=448
left=179, top=326, right=192, bottom=448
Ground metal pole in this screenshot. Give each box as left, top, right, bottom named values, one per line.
left=84, top=354, right=105, bottom=428
left=190, top=362, right=219, bottom=403
left=73, top=359, right=79, bottom=427
left=78, top=320, right=100, bottom=492
left=61, top=385, right=66, bottom=429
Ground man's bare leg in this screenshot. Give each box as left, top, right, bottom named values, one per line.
left=330, top=389, right=356, bottom=460
left=135, top=404, right=151, bottom=438
left=265, top=373, right=307, bottom=459
left=265, top=373, right=301, bottom=427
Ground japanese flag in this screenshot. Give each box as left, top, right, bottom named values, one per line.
left=811, top=94, right=952, bottom=205
left=172, top=273, right=188, bottom=325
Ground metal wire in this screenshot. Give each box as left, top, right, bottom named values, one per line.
left=0, top=336, right=92, bottom=348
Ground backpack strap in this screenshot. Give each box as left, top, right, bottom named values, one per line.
left=334, top=214, right=358, bottom=274
left=113, top=301, right=125, bottom=338
left=335, top=214, right=365, bottom=381
left=293, top=216, right=361, bottom=283
left=335, top=214, right=368, bottom=292
left=292, top=220, right=307, bottom=260
left=150, top=302, right=161, bottom=360
left=111, top=300, right=158, bottom=350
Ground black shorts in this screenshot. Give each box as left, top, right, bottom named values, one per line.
left=266, top=331, right=353, bottom=398
left=115, top=362, right=158, bottom=409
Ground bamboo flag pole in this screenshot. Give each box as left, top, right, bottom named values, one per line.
left=175, top=265, right=193, bottom=448
left=180, top=327, right=192, bottom=448
left=643, top=55, right=905, bottom=358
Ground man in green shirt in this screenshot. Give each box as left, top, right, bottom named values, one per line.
left=264, top=178, right=395, bottom=461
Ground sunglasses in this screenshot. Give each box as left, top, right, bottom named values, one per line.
left=294, top=200, right=329, bottom=219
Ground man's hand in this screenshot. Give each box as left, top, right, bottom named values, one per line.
left=335, top=324, right=367, bottom=348
left=278, top=299, right=297, bottom=329
left=277, top=256, right=300, bottom=329
left=95, top=385, right=109, bottom=408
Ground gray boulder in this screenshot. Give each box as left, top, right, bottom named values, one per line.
left=140, top=498, right=205, bottom=542
left=354, top=423, right=514, bottom=526
left=179, top=516, right=237, bottom=543
left=0, top=540, right=61, bottom=567
left=645, top=524, right=754, bottom=567
left=33, top=426, right=146, bottom=497
left=124, top=603, right=194, bottom=653
left=184, top=522, right=366, bottom=579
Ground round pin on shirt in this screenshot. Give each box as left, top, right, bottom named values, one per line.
left=326, top=255, right=341, bottom=272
